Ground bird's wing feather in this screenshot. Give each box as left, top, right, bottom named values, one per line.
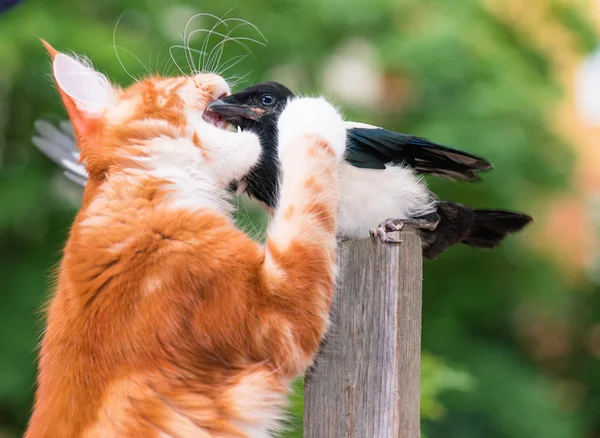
left=32, top=119, right=88, bottom=186
left=345, top=125, right=493, bottom=181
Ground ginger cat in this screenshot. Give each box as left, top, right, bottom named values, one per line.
left=26, top=42, right=346, bottom=438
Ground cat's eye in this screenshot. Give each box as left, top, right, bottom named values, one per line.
left=261, top=94, right=276, bottom=106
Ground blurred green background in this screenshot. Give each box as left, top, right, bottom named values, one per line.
left=1, top=0, right=600, bottom=436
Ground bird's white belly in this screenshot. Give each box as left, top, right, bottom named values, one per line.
left=337, top=162, right=436, bottom=239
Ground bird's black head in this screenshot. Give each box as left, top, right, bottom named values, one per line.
left=204, top=81, right=294, bottom=133
left=204, top=82, right=295, bottom=210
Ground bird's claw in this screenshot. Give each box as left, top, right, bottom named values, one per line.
left=369, top=215, right=440, bottom=245
left=369, top=227, right=403, bottom=244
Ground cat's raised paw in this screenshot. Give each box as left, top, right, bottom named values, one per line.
left=277, top=97, right=346, bottom=162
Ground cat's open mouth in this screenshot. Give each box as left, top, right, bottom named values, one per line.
left=203, top=108, right=233, bottom=130
left=203, top=93, right=238, bottom=132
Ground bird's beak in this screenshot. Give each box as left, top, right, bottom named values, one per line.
left=206, top=99, right=265, bottom=121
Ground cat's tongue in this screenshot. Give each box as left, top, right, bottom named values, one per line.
left=202, top=108, right=229, bottom=129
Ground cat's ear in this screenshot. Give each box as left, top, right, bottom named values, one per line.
left=42, top=40, right=114, bottom=139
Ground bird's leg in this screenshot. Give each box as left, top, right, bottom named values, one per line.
left=369, top=212, right=441, bottom=244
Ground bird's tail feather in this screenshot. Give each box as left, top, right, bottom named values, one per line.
left=421, top=201, right=532, bottom=259
left=462, top=209, right=532, bottom=249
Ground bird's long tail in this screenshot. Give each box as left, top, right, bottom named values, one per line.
left=421, top=201, right=532, bottom=259
left=463, top=209, right=532, bottom=249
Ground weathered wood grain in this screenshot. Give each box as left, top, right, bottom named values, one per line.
left=304, top=230, right=422, bottom=438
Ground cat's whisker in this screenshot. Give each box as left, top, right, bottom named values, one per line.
left=113, top=13, right=137, bottom=82
left=224, top=76, right=245, bottom=89
left=203, top=11, right=245, bottom=73
left=188, top=31, right=259, bottom=65
left=215, top=54, right=249, bottom=78
left=226, top=71, right=253, bottom=89
left=168, top=46, right=189, bottom=77
left=163, top=43, right=189, bottom=77
left=209, top=30, right=267, bottom=52
left=197, top=13, right=229, bottom=73
left=148, top=46, right=155, bottom=74
left=215, top=34, right=266, bottom=52
left=209, top=17, right=267, bottom=44
left=191, top=29, right=226, bottom=73
left=176, top=32, right=195, bottom=75
left=182, top=12, right=224, bottom=76
left=206, top=22, right=259, bottom=74
left=206, top=7, right=240, bottom=70
left=205, top=25, right=238, bottom=74
left=170, top=45, right=208, bottom=75
left=149, top=43, right=166, bottom=76
left=166, top=67, right=181, bottom=77
left=114, top=45, right=151, bottom=76
left=159, top=52, right=174, bottom=77
left=178, top=12, right=265, bottom=77
left=221, top=17, right=268, bottom=45
left=152, top=43, right=169, bottom=76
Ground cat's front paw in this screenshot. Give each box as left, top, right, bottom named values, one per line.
left=277, top=97, right=346, bottom=162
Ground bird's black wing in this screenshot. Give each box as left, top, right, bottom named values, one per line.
left=345, top=125, right=492, bottom=181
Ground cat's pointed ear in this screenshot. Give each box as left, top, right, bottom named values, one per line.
left=42, top=40, right=114, bottom=139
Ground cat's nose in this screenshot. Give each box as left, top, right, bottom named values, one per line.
left=192, top=74, right=231, bottom=101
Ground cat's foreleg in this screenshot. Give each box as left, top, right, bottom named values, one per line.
left=258, top=97, right=346, bottom=377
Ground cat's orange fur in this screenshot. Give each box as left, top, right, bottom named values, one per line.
left=26, top=43, right=346, bottom=438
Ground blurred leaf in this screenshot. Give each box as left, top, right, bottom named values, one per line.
left=421, top=353, right=475, bottom=422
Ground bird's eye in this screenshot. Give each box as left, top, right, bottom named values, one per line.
left=261, top=93, right=276, bottom=106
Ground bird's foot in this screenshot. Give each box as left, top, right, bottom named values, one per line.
left=369, top=227, right=403, bottom=244
left=369, top=213, right=441, bottom=244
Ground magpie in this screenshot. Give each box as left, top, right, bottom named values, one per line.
left=31, top=82, right=532, bottom=259
left=205, top=82, right=532, bottom=258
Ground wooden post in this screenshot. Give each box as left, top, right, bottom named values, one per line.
left=304, top=230, right=422, bottom=438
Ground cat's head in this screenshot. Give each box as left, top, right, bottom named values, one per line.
left=43, top=41, right=261, bottom=201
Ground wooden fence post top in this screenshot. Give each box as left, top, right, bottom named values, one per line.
left=304, top=230, right=422, bottom=438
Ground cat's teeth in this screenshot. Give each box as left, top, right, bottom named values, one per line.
left=237, top=126, right=241, bottom=133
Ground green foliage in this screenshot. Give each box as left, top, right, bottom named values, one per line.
left=0, top=0, right=598, bottom=437
left=421, top=353, right=475, bottom=423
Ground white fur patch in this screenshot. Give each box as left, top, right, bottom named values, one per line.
left=133, top=137, right=232, bottom=213
left=131, top=121, right=261, bottom=215
left=277, top=97, right=346, bottom=162
left=53, top=53, right=113, bottom=115
left=142, top=275, right=162, bottom=297
left=79, top=212, right=111, bottom=229
left=337, top=162, right=436, bottom=238
left=185, top=111, right=262, bottom=185
left=226, top=371, right=288, bottom=438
